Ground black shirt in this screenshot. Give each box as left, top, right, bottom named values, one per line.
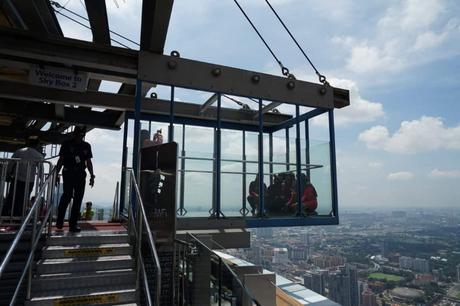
left=59, top=139, right=93, bottom=172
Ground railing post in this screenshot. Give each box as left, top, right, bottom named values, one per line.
left=120, top=116, right=129, bottom=214
left=135, top=200, right=143, bottom=293
left=269, top=132, right=273, bottom=185
left=27, top=201, right=39, bottom=299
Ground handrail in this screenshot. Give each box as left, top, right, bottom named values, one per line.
left=0, top=165, right=57, bottom=305
left=127, top=169, right=161, bottom=306
left=0, top=165, right=56, bottom=277
left=187, top=233, right=261, bottom=306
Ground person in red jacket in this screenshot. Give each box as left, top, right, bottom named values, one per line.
left=301, top=177, right=318, bottom=214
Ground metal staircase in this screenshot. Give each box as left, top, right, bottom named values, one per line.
left=27, top=230, right=138, bottom=306
left=1, top=162, right=161, bottom=306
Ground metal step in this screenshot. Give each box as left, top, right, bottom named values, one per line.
left=32, top=269, right=136, bottom=292
left=42, top=243, right=132, bottom=259
left=37, top=255, right=134, bottom=274
left=26, top=286, right=137, bottom=306
left=47, top=232, right=129, bottom=246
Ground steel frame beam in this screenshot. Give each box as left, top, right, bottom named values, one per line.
left=0, top=81, right=291, bottom=128
left=0, top=98, right=122, bottom=129
left=138, top=51, right=336, bottom=108
left=140, top=0, right=174, bottom=53
left=0, top=29, right=349, bottom=109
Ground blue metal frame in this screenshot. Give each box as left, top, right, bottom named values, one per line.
left=295, top=105, right=302, bottom=216
left=285, top=128, right=290, bottom=171
left=270, top=108, right=328, bottom=132
left=241, top=130, right=248, bottom=216
left=328, top=110, right=339, bottom=220
left=215, top=93, right=222, bottom=218
left=258, top=99, right=264, bottom=218
left=246, top=216, right=338, bottom=228
left=304, top=118, right=310, bottom=178
left=123, top=85, right=340, bottom=227
left=169, top=86, right=175, bottom=142
left=132, top=80, right=142, bottom=178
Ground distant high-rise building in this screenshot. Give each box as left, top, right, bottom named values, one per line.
left=414, top=258, right=430, bottom=273
left=256, top=227, right=273, bottom=239
left=328, top=265, right=358, bottom=306
left=399, top=256, right=430, bottom=273
left=328, top=269, right=351, bottom=306
left=361, top=289, right=377, bottom=306
left=358, top=281, right=368, bottom=306
left=313, top=255, right=346, bottom=268
left=304, top=270, right=326, bottom=296
left=457, top=264, right=460, bottom=282
left=273, top=248, right=289, bottom=264
left=289, top=246, right=308, bottom=261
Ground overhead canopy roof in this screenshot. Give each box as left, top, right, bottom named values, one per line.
left=0, top=0, right=349, bottom=152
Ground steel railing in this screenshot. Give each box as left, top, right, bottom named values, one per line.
left=125, top=169, right=161, bottom=306
left=0, top=164, right=57, bottom=305
left=0, top=158, right=53, bottom=224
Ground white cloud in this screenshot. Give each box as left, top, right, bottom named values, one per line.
left=387, top=171, right=414, bottom=181
left=333, top=0, right=460, bottom=75
left=359, top=116, right=460, bottom=154
left=369, top=162, right=383, bottom=169
left=312, top=78, right=384, bottom=126
left=429, top=169, right=460, bottom=179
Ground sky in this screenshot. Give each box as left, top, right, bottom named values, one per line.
left=54, top=0, right=460, bottom=210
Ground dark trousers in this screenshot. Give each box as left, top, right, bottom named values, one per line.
left=2, top=180, right=34, bottom=217
left=57, top=170, right=86, bottom=228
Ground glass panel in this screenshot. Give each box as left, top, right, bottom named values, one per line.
left=309, top=140, right=332, bottom=216
left=181, top=126, right=215, bottom=217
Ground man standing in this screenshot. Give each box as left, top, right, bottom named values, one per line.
left=56, top=126, right=95, bottom=232
left=3, top=136, right=43, bottom=218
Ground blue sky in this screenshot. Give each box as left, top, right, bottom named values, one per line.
left=56, top=0, right=460, bottom=210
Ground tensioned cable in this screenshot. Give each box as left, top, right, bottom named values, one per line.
left=264, top=0, right=328, bottom=85
left=49, top=1, right=139, bottom=47
left=232, top=0, right=291, bottom=77
left=54, top=10, right=131, bottom=49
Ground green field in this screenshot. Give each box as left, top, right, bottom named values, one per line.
left=369, top=272, right=404, bottom=282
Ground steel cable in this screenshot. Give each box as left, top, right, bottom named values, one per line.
left=50, top=0, right=139, bottom=47
left=232, top=0, right=291, bottom=77
left=264, top=0, right=327, bottom=84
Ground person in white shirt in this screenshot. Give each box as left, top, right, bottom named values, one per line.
left=2, top=136, right=44, bottom=217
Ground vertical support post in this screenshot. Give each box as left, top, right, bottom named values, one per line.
left=241, top=131, right=247, bottom=216
left=179, top=124, right=186, bottom=215
left=328, top=110, right=339, bottom=221
left=132, top=80, right=142, bottom=180
left=258, top=99, right=264, bottom=217
left=295, top=105, right=302, bottom=216
left=169, top=86, right=175, bottom=142
left=218, top=258, right=223, bottom=306
left=215, top=93, right=222, bottom=217
left=285, top=128, right=290, bottom=171
left=120, top=116, right=128, bottom=213
left=269, top=132, right=273, bottom=185
left=148, top=120, right=152, bottom=136
left=304, top=118, right=310, bottom=178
